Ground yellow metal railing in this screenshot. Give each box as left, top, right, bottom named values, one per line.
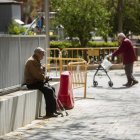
left=60, top=46, right=139, bottom=64
left=68, top=61, right=88, bottom=98
left=46, top=47, right=123, bottom=98
left=46, top=56, right=87, bottom=98
left=47, top=48, right=60, bottom=57
left=46, top=56, right=85, bottom=76
left=46, top=47, right=139, bottom=97
left=61, top=47, right=121, bottom=64
left=47, top=47, right=121, bottom=63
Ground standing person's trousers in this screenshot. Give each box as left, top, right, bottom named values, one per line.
left=124, top=63, right=135, bottom=80
left=27, top=82, right=57, bottom=115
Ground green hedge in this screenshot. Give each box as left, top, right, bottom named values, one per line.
left=87, top=41, right=118, bottom=48
left=50, top=35, right=58, bottom=41
left=50, top=41, right=72, bottom=49
left=50, top=41, right=118, bottom=49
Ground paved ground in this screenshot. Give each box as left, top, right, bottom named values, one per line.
left=0, top=64, right=140, bottom=140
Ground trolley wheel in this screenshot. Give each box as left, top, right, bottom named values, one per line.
left=108, top=81, right=113, bottom=87
left=93, top=81, right=98, bottom=87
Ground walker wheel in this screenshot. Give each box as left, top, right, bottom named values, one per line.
left=108, top=81, right=113, bottom=87
left=93, top=81, right=98, bottom=87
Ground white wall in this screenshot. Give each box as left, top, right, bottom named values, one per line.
left=0, top=35, right=46, bottom=95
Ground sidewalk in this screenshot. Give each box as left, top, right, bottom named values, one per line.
left=0, top=65, right=140, bottom=140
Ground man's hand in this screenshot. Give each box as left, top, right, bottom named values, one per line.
left=105, top=53, right=112, bottom=59
left=45, top=76, right=50, bottom=82
left=45, top=76, right=52, bottom=83
left=41, top=65, right=45, bottom=74
left=108, top=53, right=112, bottom=57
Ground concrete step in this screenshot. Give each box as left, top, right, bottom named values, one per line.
left=0, top=82, right=59, bottom=136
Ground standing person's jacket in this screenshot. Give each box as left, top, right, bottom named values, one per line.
left=24, top=55, right=45, bottom=84
left=112, top=38, right=137, bottom=64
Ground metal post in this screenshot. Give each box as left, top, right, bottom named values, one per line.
left=45, top=0, right=49, bottom=47
left=45, top=0, right=50, bottom=74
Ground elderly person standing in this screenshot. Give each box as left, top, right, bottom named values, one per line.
left=109, top=33, right=138, bottom=87
left=24, top=47, right=60, bottom=117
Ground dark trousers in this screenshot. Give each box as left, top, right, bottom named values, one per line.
left=27, top=82, right=56, bottom=115
left=124, top=63, right=135, bottom=80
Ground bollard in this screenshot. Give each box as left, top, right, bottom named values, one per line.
left=57, top=71, right=74, bottom=109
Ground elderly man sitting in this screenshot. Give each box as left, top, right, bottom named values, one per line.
left=24, top=47, right=60, bottom=118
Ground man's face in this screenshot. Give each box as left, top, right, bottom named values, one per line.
left=118, top=36, right=123, bottom=44
left=37, top=51, right=45, bottom=60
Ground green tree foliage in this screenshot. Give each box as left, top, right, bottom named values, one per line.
left=51, top=0, right=111, bottom=46
left=106, top=0, right=140, bottom=35
left=123, top=0, right=140, bottom=35
left=16, top=0, right=140, bottom=38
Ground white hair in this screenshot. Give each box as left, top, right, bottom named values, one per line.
left=118, top=33, right=126, bottom=38
left=34, top=47, right=45, bottom=54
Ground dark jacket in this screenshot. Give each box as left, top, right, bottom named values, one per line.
left=24, top=55, right=45, bottom=84
left=112, top=38, right=137, bottom=64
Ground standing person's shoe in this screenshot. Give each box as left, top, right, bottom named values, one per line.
left=131, top=80, right=138, bottom=86
left=123, top=82, right=129, bottom=86
left=123, top=82, right=132, bottom=87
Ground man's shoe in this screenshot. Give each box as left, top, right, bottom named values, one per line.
left=54, top=111, right=62, bottom=115
left=123, top=82, right=128, bottom=86
left=123, top=82, right=132, bottom=87
left=45, top=113, right=58, bottom=118
left=131, top=80, right=138, bottom=86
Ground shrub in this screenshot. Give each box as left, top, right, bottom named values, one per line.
left=8, top=21, right=26, bottom=35
left=50, top=35, right=58, bottom=41
left=50, top=41, right=118, bottom=49
left=87, top=41, right=118, bottom=48
left=50, top=41, right=72, bottom=49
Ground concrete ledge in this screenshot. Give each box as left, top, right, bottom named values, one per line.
left=0, top=82, right=59, bottom=136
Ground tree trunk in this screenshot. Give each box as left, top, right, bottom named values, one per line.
left=117, top=0, right=125, bottom=33
left=79, top=37, right=88, bottom=61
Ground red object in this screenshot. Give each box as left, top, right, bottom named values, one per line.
left=57, top=71, right=74, bottom=109
left=112, top=38, right=137, bottom=64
